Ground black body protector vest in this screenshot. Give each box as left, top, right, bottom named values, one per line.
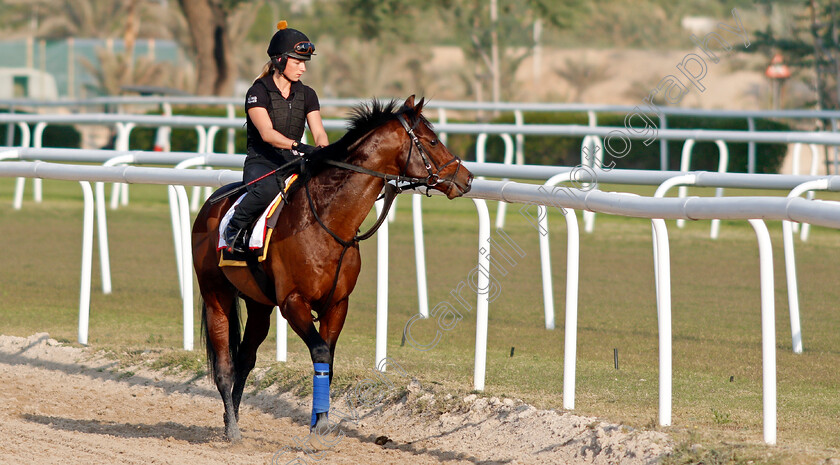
left=268, top=82, right=307, bottom=141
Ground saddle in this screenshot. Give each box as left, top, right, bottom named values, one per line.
left=218, top=174, right=297, bottom=267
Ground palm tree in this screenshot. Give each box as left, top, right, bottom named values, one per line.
left=2, top=0, right=169, bottom=40
left=554, top=57, right=612, bottom=102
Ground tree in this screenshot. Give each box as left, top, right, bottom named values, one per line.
left=750, top=0, right=840, bottom=110
left=177, top=0, right=246, bottom=95
left=0, top=0, right=169, bottom=40
left=554, top=57, right=612, bottom=102
left=342, top=0, right=581, bottom=104
left=443, top=0, right=581, bottom=105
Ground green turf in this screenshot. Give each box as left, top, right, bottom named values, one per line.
left=1, top=177, right=839, bottom=463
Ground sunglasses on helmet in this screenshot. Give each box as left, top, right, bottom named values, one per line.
left=293, top=41, right=315, bottom=55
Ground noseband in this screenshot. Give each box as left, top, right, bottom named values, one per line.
left=395, top=114, right=463, bottom=194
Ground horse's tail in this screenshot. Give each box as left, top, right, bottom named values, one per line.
left=200, top=295, right=242, bottom=380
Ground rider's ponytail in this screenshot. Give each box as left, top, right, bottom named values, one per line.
left=255, top=60, right=272, bottom=80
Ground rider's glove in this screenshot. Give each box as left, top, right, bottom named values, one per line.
left=291, top=141, right=318, bottom=156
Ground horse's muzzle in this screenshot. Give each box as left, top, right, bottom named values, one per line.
left=445, top=171, right=473, bottom=199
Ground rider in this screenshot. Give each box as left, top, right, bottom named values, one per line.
left=224, top=21, right=329, bottom=253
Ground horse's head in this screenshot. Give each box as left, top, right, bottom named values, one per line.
left=395, top=95, right=473, bottom=199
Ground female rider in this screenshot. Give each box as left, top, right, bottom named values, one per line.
left=224, top=21, right=329, bottom=253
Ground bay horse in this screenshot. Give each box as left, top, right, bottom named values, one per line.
left=192, top=96, right=472, bottom=441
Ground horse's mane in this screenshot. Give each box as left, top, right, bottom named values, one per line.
left=318, top=98, right=415, bottom=161
left=292, top=99, right=422, bottom=192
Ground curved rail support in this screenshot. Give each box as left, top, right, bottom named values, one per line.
left=472, top=198, right=491, bottom=391
left=110, top=122, right=136, bottom=209
left=192, top=125, right=221, bottom=211
left=650, top=218, right=672, bottom=426
left=748, top=219, right=777, bottom=445
left=95, top=154, right=137, bottom=295
left=677, top=139, right=729, bottom=239
left=790, top=144, right=820, bottom=240
left=169, top=156, right=209, bottom=298
left=173, top=184, right=194, bottom=351
left=651, top=174, right=694, bottom=427
left=16, top=122, right=30, bottom=148
left=32, top=122, right=47, bottom=203
left=78, top=181, right=95, bottom=345
left=494, top=133, right=515, bottom=229
left=475, top=133, right=489, bottom=178
left=653, top=174, right=697, bottom=306
left=782, top=179, right=829, bottom=355
left=413, top=194, right=429, bottom=318
left=12, top=123, right=31, bottom=209
left=523, top=172, right=581, bottom=407
left=581, top=134, right=603, bottom=234
left=374, top=198, right=390, bottom=371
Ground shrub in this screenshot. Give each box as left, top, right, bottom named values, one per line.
left=449, top=112, right=791, bottom=174
left=0, top=110, right=81, bottom=149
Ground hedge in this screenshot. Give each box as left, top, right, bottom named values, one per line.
left=0, top=110, right=80, bottom=149
left=442, top=112, right=792, bottom=174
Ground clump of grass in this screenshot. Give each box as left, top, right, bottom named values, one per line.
left=248, top=363, right=312, bottom=395
left=711, top=408, right=732, bottom=425
left=148, top=350, right=206, bottom=377
left=99, top=347, right=150, bottom=366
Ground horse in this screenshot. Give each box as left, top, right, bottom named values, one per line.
left=191, top=95, right=473, bottom=441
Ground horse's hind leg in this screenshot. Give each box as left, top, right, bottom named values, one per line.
left=202, top=290, right=242, bottom=441
left=232, top=298, right=273, bottom=421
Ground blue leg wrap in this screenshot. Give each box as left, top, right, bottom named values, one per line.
left=311, top=362, right=330, bottom=427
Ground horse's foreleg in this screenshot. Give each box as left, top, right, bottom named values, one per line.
left=232, top=299, right=273, bottom=421
left=281, top=292, right=333, bottom=431
left=318, top=298, right=349, bottom=384
left=203, top=292, right=242, bottom=441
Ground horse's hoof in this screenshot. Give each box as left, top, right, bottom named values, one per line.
left=226, top=425, right=242, bottom=442
left=309, top=415, right=338, bottom=449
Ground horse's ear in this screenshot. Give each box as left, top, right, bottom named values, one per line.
left=415, top=97, right=425, bottom=115
left=404, top=95, right=416, bottom=109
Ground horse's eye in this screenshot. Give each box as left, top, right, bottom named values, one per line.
left=430, top=139, right=439, bottom=147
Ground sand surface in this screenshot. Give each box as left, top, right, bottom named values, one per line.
left=0, top=333, right=671, bottom=464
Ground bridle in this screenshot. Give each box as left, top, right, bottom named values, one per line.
left=395, top=113, right=463, bottom=194
left=319, top=112, right=463, bottom=196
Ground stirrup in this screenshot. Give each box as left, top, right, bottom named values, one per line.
left=224, top=227, right=249, bottom=254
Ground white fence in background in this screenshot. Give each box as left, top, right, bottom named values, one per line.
left=3, top=158, right=840, bottom=445
left=3, top=147, right=834, bottom=360
left=4, top=110, right=840, bottom=235
left=6, top=96, right=840, bottom=173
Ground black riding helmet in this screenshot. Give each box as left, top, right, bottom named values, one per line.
left=267, top=21, right=315, bottom=75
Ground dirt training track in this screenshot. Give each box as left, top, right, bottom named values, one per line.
left=0, top=333, right=669, bottom=464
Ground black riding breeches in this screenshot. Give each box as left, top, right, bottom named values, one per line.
left=228, top=155, right=297, bottom=230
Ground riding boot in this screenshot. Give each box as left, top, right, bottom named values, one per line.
left=223, top=221, right=250, bottom=254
